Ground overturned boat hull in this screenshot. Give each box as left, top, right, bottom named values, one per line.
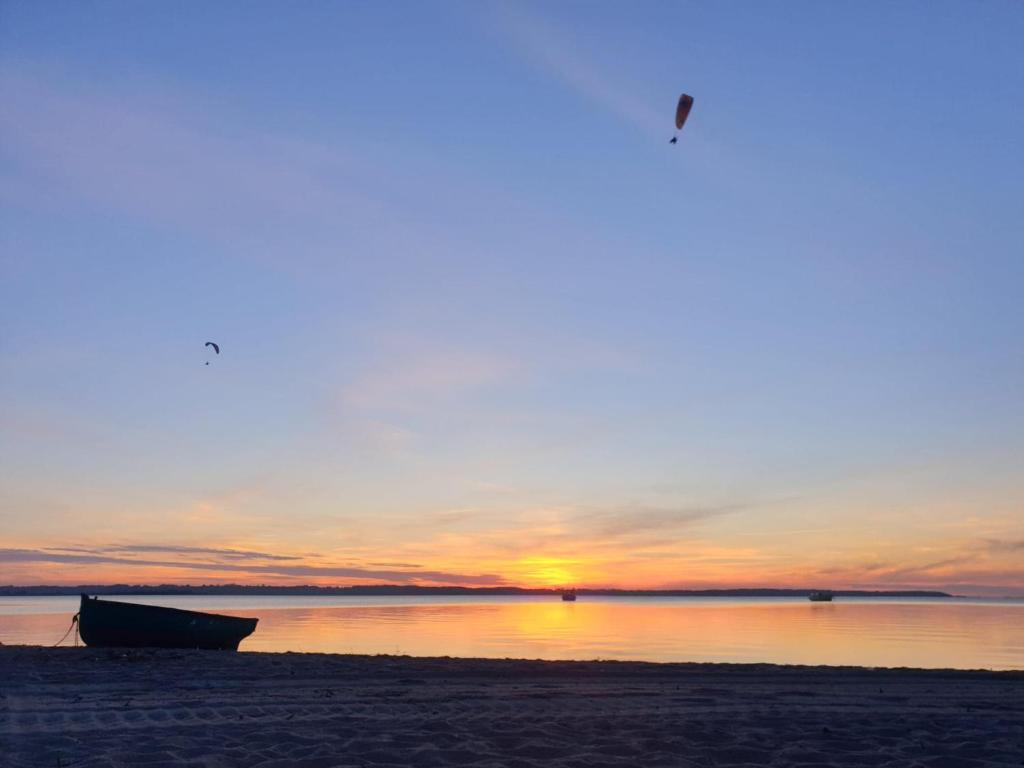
left=78, top=595, right=258, bottom=650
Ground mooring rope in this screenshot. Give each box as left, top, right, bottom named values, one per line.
left=54, top=613, right=79, bottom=647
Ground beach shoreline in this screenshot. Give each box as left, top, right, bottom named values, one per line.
left=2, top=647, right=1021, bottom=767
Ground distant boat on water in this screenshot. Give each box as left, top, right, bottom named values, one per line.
left=808, top=591, right=834, bottom=602
left=561, top=590, right=577, bottom=602
left=77, top=595, right=258, bottom=650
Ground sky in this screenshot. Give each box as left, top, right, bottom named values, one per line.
left=1, top=1, right=1022, bottom=596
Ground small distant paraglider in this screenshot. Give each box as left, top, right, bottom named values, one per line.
left=670, top=93, right=694, bottom=144
left=204, top=341, right=220, bottom=365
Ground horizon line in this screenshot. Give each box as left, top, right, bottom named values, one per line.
left=0, top=583, right=972, bottom=597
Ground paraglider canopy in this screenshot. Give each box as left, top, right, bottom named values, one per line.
left=675, top=94, right=694, bottom=131
left=205, top=342, right=220, bottom=354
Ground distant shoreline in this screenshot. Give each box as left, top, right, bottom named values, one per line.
left=0, top=584, right=953, bottom=598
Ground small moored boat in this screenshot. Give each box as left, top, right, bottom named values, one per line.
left=77, top=595, right=258, bottom=650
left=808, top=591, right=834, bottom=602
left=561, top=590, right=577, bottom=602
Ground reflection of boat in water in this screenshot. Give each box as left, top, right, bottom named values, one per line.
left=561, top=590, right=577, bottom=602
left=808, top=591, right=834, bottom=602
left=78, top=595, right=258, bottom=650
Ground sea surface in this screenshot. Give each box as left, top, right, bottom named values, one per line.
left=1, top=595, right=1021, bottom=670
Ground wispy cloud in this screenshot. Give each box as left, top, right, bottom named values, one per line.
left=429, top=508, right=483, bottom=526
left=0, top=548, right=505, bottom=586
left=400, top=500, right=750, bottom=563
left=51, top=544, right=303, bottom=562
left=0, top=69, right=364, bottom=242
left=581, top=503, right=745, bottom=538
left=805, top=536, right=1024, bottom=594
left=980, top=538, right=1024, bottom=553
left=367, top=562, right=423, bottom=569
left=340, top=346, right=519, bottom=413
left=495, top=3, right=663, bottom=138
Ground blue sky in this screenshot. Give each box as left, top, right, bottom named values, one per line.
left=2, top=1, right=1022, bottom=593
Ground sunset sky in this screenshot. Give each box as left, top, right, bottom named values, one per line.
left=2, top=1, right=1022, bottom=596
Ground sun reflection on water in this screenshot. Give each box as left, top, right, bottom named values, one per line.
left=2, top=597, right=1021, bottom=670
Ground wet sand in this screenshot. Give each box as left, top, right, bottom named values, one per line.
left=1, top=646, right=1021, bottom=767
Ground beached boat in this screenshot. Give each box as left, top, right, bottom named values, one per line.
left=77, top=595, right=258, bottom=650
left=561, top=590, right=577, bottom=601
left=808, top=591, right=834, bottom=602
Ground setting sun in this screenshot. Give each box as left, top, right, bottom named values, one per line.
left=515, top=557, right=581, bottom=587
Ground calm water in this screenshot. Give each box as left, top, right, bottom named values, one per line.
left=1, top=595, right=1021, bottom=670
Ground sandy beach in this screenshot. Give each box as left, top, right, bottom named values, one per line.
left=1, top=647, right=1021, bottom=767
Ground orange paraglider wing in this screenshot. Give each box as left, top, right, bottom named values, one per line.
left=675, top=93, right=694, bottom=130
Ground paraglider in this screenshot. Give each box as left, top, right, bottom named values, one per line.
left=204, top=341, right=219, bottom=365
left=670, top=93, right=694, bottom=144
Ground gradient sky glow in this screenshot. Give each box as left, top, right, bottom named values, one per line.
left=2, top=1, right=1022, bottom=595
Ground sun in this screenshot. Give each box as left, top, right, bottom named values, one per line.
left=517, top=556, right=580, bottom=587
